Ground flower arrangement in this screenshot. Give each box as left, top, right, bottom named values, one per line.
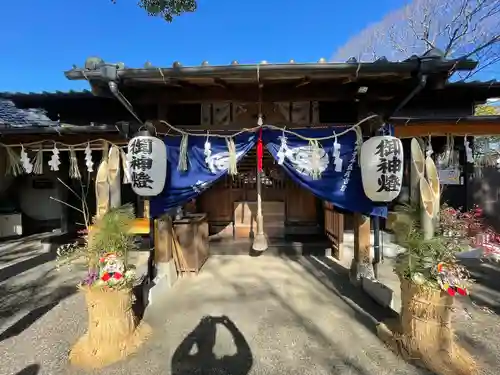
left=393, top=203, right=475, bottom=296
left=56, top=204, right=138, bottom=290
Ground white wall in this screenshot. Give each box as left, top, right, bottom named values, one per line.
left=19, top=173, right=65, bottom=221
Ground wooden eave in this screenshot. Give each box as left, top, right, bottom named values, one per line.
left=393, top=116, right=500, bottom=137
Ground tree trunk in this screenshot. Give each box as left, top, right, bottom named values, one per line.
left=397, top=279, right=477, bottom=375
left=69, top=287, right=151, bottom=369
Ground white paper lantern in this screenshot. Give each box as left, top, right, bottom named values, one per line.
left=360, top=136, right=404, bottom=202
left=127, top=132, right=167, bottom=196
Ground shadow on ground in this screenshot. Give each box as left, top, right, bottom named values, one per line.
left=195, top=255, right=424, bottom=375
left=459, top=258, right=500, bottom=314
left=14, top=364, right=40, bottom=375
left=0, top=271, right=77, bottom=342
left=172, top=315, right=253, bottom=375
left=0, top=235, right=83, bottom=343
left=293, top=256, right=398, bottom=332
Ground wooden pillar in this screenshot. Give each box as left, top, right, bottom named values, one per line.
left=350, top=109, right=378, bottom=283
left=350, top=214, right=372, bottom=283
left=323, top=201, right=344, bottom=259
left=154, top=216, right=173, bottom=264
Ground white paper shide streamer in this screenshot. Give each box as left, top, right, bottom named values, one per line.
left=426, top=136, right=434, bottom=158
left=277, top=133, right=288, bottom=165
left=20, top=146, right=33, bottom=174
left=204, top=134, right=212, bottom=167
left=85, top=142, right=94, bottom=172
left=48, top=144, right=61, bottom=171
left=332, top=136, right=342, bottom=172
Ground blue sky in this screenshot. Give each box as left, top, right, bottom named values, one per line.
left=0, top=0, right=495, bottom=93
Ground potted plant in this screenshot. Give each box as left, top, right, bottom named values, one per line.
left=57, top=204, right=151, bottom=369
left=388, top=203, right=478, bottom=375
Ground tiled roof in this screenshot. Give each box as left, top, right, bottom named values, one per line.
left=65, top=48, right=478, bottom=84
left=0, top=99, right=58, bottom=128
left=0, top=90, right=94, bottom=99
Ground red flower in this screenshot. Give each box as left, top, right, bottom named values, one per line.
left=457, top=288, right=467, bottom=296
left=114, top=272, right=123, bottom=280
left=101, top=272, right=111, bottom=281
left=447, top=287, right=456, bottom=297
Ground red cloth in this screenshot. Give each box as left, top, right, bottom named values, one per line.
left=257, top=128, right=263, bottom=172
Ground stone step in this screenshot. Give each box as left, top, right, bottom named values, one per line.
left=209, top=239, right=330, bottom=256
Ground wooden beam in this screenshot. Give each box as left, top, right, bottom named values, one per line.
left=0, top=133, right=127, bottom=147
left=395, top=121, right=500, bottom=138
left=127, top=83, right=408, bottom=104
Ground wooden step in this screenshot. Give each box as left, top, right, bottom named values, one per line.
left=234, top=224, right=285, bottom=239
left=233, top=202, right=285, bottom=222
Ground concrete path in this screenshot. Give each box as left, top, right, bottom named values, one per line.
left=2, top=254, right=425, bottom=375
left=4, top=238, right=500, bottom=375
left=0, top=234, right=148, bottom=375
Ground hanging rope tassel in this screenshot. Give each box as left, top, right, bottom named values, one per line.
left=178, top=134, right=189, bottom=172
left=226, top=137, right=238, bottom=176
left=5, top=146, right=23, bottom=176
left=120, top=148, right=131, bottom=184
left=257, top=128, right=264, bottom=173
left=309, top=140, right=322, bottom=180
left=464, top=135, right=473, bottom=164
left=32, top=146, right=44, bottom=175
left=69, top=147, right=81, bottom=179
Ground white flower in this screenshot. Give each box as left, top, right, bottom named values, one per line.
left=411, top=272, right=426, bottom=285
left=125, top=269, right=136, bottom=280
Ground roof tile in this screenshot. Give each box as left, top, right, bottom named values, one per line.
left=0, top=99, right=58, bottom=128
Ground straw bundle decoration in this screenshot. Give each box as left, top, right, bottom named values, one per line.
left=394, top=278, right=477, bottom=375
left=69, top=147, right=82, bottom=179
left=410, top=138, right=425, bottom=205
left=120, top=148, right=131, bottom=184
left=108, top=145, right=122, bottom=209
left=95, top=146, right=110, bottom=219
left=177, top=134, right=189, bottom=171
left=5, top=146, right=23, bottom=176
left=69, top=286, right=151, bottom=369
left=226, top=137, right=238, bottom=176
left=32, top=147, right=44, bottom=175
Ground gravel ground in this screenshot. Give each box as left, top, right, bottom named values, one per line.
left=1, top=245, right=500, bottom=375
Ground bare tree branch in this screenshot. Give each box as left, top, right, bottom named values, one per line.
left=331, top=0, right=500, bottom=79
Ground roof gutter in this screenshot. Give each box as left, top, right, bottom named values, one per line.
left=108, top=81, right=143, bottom=125
left=391, top=74, right=428, bottom=116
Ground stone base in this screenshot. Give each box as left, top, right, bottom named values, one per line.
left=349, top=259, right=375, bottom=285
left=144, top=260, right=178, bottom=307
left=362, top=277, right=395, bottom=310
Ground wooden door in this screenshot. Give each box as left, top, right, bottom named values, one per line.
left=324, top=202, right=344, bottom=259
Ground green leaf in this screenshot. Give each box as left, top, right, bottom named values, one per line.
left=112, top=0, right=197, bottom=22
